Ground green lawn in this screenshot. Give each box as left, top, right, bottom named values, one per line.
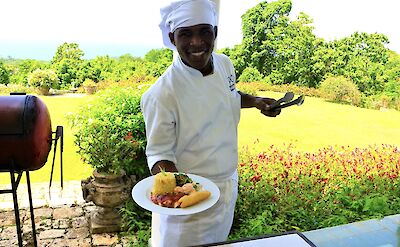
left=1, top=92, right=399, bottom=184
left=239, top=91, right=400, bottom=153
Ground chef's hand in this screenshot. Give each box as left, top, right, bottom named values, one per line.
left=255, top=97, right=281, bottom=117
left=239, top=91, right=281, bottom=117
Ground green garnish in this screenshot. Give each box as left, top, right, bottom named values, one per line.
left=158, top=166, right=167, bottom=176
left=174, top=173, right=193, bottom=186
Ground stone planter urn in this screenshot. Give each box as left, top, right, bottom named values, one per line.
left=81, top=169, right=134, bottom=233
left=84, top=85, right=96, bottom=95
left=39, top=87, right=50, bottom=95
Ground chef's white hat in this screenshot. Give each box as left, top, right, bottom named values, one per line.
left=159, top=0, right=217, bottom=50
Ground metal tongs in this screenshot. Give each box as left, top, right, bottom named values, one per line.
left=269, top=92, right=305, bottom=110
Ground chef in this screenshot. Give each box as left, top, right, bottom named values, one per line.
left=140, top=0, right=281, bottom=246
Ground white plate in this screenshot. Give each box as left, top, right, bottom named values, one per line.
left=132, top=173, right=220, bottom=215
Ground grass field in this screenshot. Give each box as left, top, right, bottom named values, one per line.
left=239, top=91, right=400, bottom=153
left=1, top=92, right=399, bottom=184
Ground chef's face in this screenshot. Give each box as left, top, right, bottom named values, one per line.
left=169, top=24, right=217, bottom=75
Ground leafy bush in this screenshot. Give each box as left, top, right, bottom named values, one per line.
left=362, top=93, right=400, bottom=111
left=236, top=82, right=322, bottom=98
left=231, top=144, right=400, bottom=240
left=120, top=200, right=151, bottom=246
left=319, top=76, right=361, bottom=106
left=238, top=67, right=263, bottom=83
left=95, top=75, right=155, bottom=92
left=69, top=86, right=149, bottom=178
left=236, top=82, right=258, bottom=96
left=28, top=69, right=60, bottom=90
left=0, top=83, right=36, bottom=95
left=69, top=86, right=152, bottom=246
left=82, top=78, right=96, bottom=87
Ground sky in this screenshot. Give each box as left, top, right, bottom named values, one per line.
left=0, top=0, right=399, bottom=60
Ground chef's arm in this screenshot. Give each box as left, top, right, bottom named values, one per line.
left=151, top=160, right=179, bottom=175
left=238, top=91, right=281, bottom=117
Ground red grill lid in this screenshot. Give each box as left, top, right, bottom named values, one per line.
left=0, top=95, right=52, bottom=171
left=0, top=95, right=26, bottom=135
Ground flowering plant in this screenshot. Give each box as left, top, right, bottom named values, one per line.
left=69, top=86, right=148, bottom=178
left=231, top=143, right=400, bottom=240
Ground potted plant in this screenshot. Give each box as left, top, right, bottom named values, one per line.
left=69, top=86, right=149, bottom=233
left=82, top=78, right=97, bottom=94
left=28, top=69, right=59, bottom=95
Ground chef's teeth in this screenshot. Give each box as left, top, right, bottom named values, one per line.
left=191, top=51, right=204, bottom=56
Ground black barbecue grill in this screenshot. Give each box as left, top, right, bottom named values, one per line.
left=0, top=94, right=63, bottom=247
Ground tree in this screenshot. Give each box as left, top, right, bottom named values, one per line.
left=219, top=44, right=247, bottom=80
left=8, top=59, right=48, bottom=85
left=143, top=48, right=172, bottom=63
left=383, top=51, right=400, bottom=91
left=51, top=42, right=84, bottom=88
left=0, top=61, right=10, bottom=85
left=315, top=32, right=390, bottom=95
left=240, top=0, right=292, bottom=76
left=267, top=12, right=321, bottom=87
left=114, top=54, right=146, bottom=81
left=77, top=60, right=101, bottom=84
left=88, top=55, right=116, bottom=82
left=51, top=42, right=85, bottom=64
left=144, top=49, right=173, bottom=77
left=237, top=0, right=321, bottom=87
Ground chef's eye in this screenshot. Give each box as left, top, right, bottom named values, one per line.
left=201, top=29, right=212, bottom=35
left=179, top=31, right=192, bottom=38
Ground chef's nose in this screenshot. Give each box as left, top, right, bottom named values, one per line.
left=190, top=34, right=204, bottom=46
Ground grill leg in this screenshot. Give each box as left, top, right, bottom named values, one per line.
left=26, top=171, right=38, bottom=247
left=10, top=168, right=23, bottom=247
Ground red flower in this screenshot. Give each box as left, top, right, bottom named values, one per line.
left=250, top=174, right=262, bottom=183
left=125, top=132, right=133, bottom=140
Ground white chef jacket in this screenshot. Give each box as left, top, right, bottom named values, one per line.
left=140, top=52, right=241, bottom=246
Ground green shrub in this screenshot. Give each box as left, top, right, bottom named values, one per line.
left=95, top=75, right=155, bottom=92
left=0, top=83, right=36, bottom=95
left=69, top=86, right=149, bottom=178
left=362, top=93, right=400, bottom=111
left=319, top=76, right=361, bottom=106
left=28, top=69, right=60, bottom=90
left=82, top=78, right=96, bottom=87
left=120, top=200, right=151, bottom=246
left=238, top=67, right=263, bottom=83
left=236, top=82, right=258, bottom=96
left=69, top=86, right=152, bottom=246
left=257, top=83, right=322, bottom=97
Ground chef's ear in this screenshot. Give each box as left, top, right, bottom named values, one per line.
left=214, top=26, right=218, bottom=39
left=169, top=32, right=175, bottom=46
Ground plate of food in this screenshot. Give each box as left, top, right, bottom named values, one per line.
left=132, top=172, right=220, bottom=215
